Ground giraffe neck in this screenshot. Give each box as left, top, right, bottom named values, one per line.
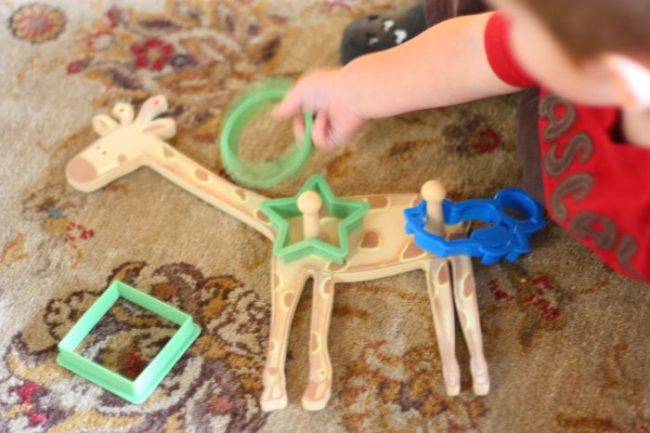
left=143, top=140, right=275, bottom=240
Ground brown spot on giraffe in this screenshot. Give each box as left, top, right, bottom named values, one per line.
left=272, top=273, right=280, bottom=290
left=283, top=291, right=295, bottom=309
left=256, top=210, right=270, bottom=224
left=265, top=367, right=279, bottom=376
left=359, top=231, right=380, bottom=249
left=462, top=275, right=475, bottom=298
left=117, top=154, right=128, bottom=165
left=402, top=240, right=426, bottom=260
left=323, top=278, right=334, bottom=296
left=195, top=168, right=209, bottom=182
left=234, top=188, right=246, bottom=201
left=267, top=340, right=276, bottom=353
left=366, top=195, right=389, bottom=209
left=328, top=260, right=347, bottom=272
left=163, top=147, right=174, bottom=158
left=310, top=333, right=319, bottom=352
left=437, top=262, right=450, bottom=286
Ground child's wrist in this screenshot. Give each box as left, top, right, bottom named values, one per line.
left=334, top=64, right=370, bottom=120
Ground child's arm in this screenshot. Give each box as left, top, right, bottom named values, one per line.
left=274, top=12, right=520, bottom=148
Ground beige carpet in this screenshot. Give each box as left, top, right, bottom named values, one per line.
left=1, top=1, right=649, bottom=432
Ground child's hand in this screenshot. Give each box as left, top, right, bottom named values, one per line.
left=272, top=68, right=366, bottom=149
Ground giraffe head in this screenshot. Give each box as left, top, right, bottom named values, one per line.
left=65, top=95, right=177, bottom=192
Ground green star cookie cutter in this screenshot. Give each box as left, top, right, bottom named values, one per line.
left=260, top=174, right=370, bottom=264
left=220, top=78, right=314, bottom=189
left=56, top=280, right=200, bottom=404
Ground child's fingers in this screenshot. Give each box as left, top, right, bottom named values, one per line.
left=312, top=112, right=362, bottom=150
left=321, top=117, right=344, bottom=150
left=326, top=110, right=365, bottom=149
left=272, top=86, right=302, bottom=119
left=311, top=111, right=330, bottom=149
left=292, top=115, right=305, bottom=140
left=324, top=125, right=344, bottom=150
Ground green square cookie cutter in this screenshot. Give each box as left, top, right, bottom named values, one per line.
left=220, top=78, right=314, bottom=189
left=56, top=280, right=201, bottom=404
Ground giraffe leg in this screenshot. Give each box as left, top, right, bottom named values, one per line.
left=450, top=255, right=489, bottom=395
left=424, top=260, right=460, bottom=396
left=260, top=259, right=309, bottom=412
left=302, top=274, right=335, bottom=411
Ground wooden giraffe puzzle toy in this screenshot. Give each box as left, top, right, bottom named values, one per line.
left=66, top=95, right=491, bottom=412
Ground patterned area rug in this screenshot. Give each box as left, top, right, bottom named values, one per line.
left=1, top=1, right=649, bottom=432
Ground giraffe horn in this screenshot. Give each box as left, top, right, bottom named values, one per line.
left=112, top=102, right=135, bottom=124
left=134, top=95, right=169, bottom=124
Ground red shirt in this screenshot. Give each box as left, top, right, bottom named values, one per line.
left=484, top=12, right=650, bottom=282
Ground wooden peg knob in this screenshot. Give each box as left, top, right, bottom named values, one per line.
left=421, top=180, right=446, bottom=235
left=298, top=190, right=322, bottom=238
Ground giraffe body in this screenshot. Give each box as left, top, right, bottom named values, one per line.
left=65, top=96, right=490, bottom=411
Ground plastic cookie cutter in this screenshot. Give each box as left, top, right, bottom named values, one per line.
left=56, top=280, right=200, bottom=404
left=220, top=78, right=314, bottom=189
left=404, top=186, right=546, bottom=264
left=260, top=173, right=370, bottom=264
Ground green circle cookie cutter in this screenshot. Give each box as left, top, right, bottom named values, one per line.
left=220, top=79, right=314, bottom=189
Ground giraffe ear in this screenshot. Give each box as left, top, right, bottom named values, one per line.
left=140, top=118, right=176, bottom=139
left=92, top=115, right=119, bottom=136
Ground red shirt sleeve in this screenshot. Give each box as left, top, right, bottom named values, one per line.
left=484, top=12, right=537, bottom=88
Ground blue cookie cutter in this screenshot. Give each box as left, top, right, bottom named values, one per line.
left=404, top=188, right=546, bottom=264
